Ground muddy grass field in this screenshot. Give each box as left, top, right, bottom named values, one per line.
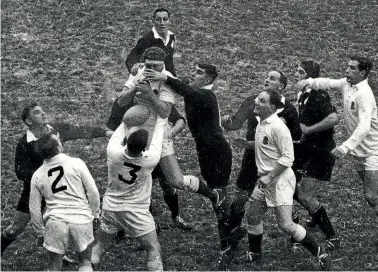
left=1, top=0, right=378, bottom=270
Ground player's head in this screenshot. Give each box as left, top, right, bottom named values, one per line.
left=254, top=90, right=283, bottom=119
left=263, top=70, right=287, bottom=94
left=295, top=59, right=320, bottom=82
left=142, top=47, right=166, bottom=72
left=152, top=7, right=171, bottom=37
left=347, top=56, right=373, bottom=85
left=35, top=133, right=63, bottom=160
left=190, top=63, right=218, bottom=89
left=21, top=102, right=47, bottom=127
left=125, top=129, right=149, bottom=156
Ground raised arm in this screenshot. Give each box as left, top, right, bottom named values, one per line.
left=301, top=112, right=339, bottom=136
left=146, top=116, right=168, bottom=162
left=52, top=123, right=106, bottom=142
left=222, top=96, right=255, bottom=131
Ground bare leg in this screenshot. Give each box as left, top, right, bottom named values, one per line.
left=137, top=230, right=163, bottom=271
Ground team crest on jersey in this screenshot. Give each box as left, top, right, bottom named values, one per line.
left=350, top=101, right=355, bottom=110
left=263, top=136, right=269, bottom=145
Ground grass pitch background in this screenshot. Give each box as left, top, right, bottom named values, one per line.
left=1, top=0, right=378, bottom=270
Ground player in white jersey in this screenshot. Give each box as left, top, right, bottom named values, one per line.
left=29, top=133, right=100, bottom=271
left=241, top=90, right=330, bottom=270
left=91, top=116, right=167, bottom=271
left=294, top=56, right=378, bottom=220
left=115, top=47, right=225, bottom=205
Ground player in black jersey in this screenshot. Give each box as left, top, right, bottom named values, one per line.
left=144, top=63, right=233, bottom=269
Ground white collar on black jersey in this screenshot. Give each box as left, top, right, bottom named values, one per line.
left=26, top=124, right=54, bottom=142
left=202, top=84, right=214, bottom=90
left=152, top=27, right=174, bottom=46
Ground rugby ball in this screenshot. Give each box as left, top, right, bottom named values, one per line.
left=123, top=104, right=150, bottom=127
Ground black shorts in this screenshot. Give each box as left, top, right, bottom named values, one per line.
left=235, top=149, right=258, bottom=191
left=295, top=140, right=336, bottom=181
left=197, top=143, right=232, bottom=188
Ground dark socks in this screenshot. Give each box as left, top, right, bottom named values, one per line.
left=311, top=205, right=335, bottom=239
left=1, top=230, right=16, bottom=255
left=217, top=218, right=231, bottom=250
left=229, top=202, right=245, bottom=231
left=197, top=179, right=216, bottom=201
left=248, top=233, right=263, bottom=255
left=163, top=192, right=179, bottom=219
left=300, top=233, right=320, bottom=256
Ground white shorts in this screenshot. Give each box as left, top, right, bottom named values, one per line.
left=100, top=209, right=155, bottom=238
left=43, top=218, right=94, bottom=254
left=351, top=155, right=378, bottom=171
left=251, top=168, right=296, bottom=207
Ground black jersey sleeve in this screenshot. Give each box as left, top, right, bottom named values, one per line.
left=51, top=123, right=106, bottom=142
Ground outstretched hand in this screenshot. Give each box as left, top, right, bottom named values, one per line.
left=143, top=69, right=167, bottom=82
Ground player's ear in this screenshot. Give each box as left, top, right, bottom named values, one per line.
left=24, top=117, right=32, bottom=126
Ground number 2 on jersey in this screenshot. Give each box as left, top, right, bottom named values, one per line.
left=48, top=166, right=67, bottom=194
left=118, top=162, right=141, bottom=184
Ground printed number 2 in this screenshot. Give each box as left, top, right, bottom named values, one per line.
left=118, top=162, right=141, bottom=184
left=48, top=166, right=67, bottom=194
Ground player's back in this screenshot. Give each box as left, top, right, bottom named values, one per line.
left=31, top=153, right=94, bottom=224
left=104, top=145, right=159, bottom=212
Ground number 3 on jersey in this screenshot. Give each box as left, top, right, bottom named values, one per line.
left=48, top=166, right=67, bottom=194
left=118, top=162, right=141, bottom=184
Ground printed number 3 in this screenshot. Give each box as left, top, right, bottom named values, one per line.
left=48, top=166, right=67, bottom=194
left=118, top=162, right=141, bottom=184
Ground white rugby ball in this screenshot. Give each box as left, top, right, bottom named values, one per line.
left=123, top=104, right=150, bottom=127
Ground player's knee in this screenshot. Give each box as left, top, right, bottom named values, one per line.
left=4, top=223, right=26, bottom=238
left=278, top=220, right=296, bottom=235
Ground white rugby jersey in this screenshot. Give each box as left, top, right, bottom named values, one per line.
left=103, top=116, right=167, bottom=212
left=125, top=67, right=175, bottom=145
left=255, top=113, right=294, bottom=175
left=308, top=77, right=378, bottom=157
left=29, top=154, right=100, bottom=237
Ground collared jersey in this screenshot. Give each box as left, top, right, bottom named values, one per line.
left=29, top=154, right=100, bottom=236
left=125, top=28, right=176, bottom=76
left=308, top=77, right=378, bottom=156
left=103, top=117, right=167, bottom=212
left=165, top=77, right=228, bottom=151
left=255, top=113, right=294, bottom=175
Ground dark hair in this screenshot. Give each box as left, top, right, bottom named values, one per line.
left=153, top=7, right=171, bottom=18
left=265, top=90, right=284, bottom=109
left=300, top=59, right=320, bottom=79
left=35, top=133, right=60, bottom=160
left=142, top=47, right=166, bottom=62
left=350, top=55, right=373, bottom=78
left=127, top=129, right=149, bottom=154
left=278, top=71, right=287, bottom=90
left=21, top=102, right=39, bottom=123
left=196, top=63, right=218, bottom=81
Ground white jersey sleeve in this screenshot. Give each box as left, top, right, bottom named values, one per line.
left=29, top=175, right=45, bottom=237
left=76, top=159, right=101, bottom=218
